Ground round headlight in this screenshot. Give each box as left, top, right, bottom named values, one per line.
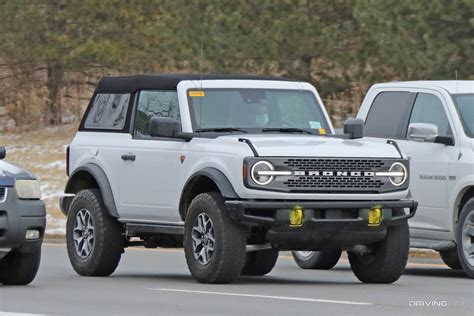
left=251, top=161, right=275, bottom=185
left=389, top=162, right=408, bottom=186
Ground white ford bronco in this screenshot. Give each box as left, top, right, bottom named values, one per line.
left=357, top=81, right=473, bottom=278
left=61, top=74, right=417, bottom=284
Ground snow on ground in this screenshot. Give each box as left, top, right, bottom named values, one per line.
left=0, top=124, right=77, bottom=236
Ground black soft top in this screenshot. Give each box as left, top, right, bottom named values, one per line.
left=95, top=74, right=296, bottom=93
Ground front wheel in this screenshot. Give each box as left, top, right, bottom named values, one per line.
left=66, top=189, right=124, bottom=277
left=0, top=247, right=41, bottom=285
left=348, top=210, right=409, bottom=284
left=457, top=198, right=474, bottom=278
left=292, top=250, right=341, bottom=270
left=184, top=192, right=247, bottom=284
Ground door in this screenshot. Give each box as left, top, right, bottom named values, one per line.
left=117, top=90, right=185, bottom=223
left=397, top=92, right=457, bottom=233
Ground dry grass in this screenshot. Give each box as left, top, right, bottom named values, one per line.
left=0, top=124, right=77, bottom=236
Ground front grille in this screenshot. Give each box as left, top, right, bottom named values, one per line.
left=282, top=158, right=386, bottom=192
left=284, top=158, right=384, bottom=171
left=284, top=176, right=384, bottom=190
left=0, top=188, right=5, bottom=202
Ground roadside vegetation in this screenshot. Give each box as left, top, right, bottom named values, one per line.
left=0, top=0, right=472, bottom=130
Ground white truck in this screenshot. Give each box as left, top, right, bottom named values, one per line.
left=61, top=74, right=417, bottom=284
left=295, top=81, right=474, bottom=278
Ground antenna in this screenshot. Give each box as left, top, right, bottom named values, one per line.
left=199, top=41, right=203, bottom=135
left=455, top=69, right=459, bottom=93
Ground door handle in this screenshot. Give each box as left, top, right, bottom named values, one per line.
left=121, top=153, right=136, bottom=161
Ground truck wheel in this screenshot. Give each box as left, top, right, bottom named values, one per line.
left=0, top=247, right=41, bottom=285
left=66, top=189, right=124, bottom=277
left=457, top=198, right=474, bottom=278
left=241, top=249, right=279, bottom=276
left=184, top=192, right=247, bottom=284
left=348, top=210, right=409, bottom=284
left=439, top=250, right=462, bottom=270
left=292, top=250, right=342, bottom=270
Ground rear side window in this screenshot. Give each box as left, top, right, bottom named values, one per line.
left=365, top=92, right=413, bottom=138
left=84, top=94, right=130, bottom=130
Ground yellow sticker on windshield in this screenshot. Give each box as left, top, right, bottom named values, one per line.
left=189, top=90, right=205, bottom=97
left=319, top=128, right=327, bottom=135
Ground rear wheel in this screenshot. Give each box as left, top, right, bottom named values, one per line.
left=66, top=189, right=124, bottom=277
left=241, top=249, right=279, bottom=276
left=292, top=250, right=341, bottom=270
left=0, top=247, right=41, bottom=285
left=456, top=198, right=474, bottom=278
left=348, top=210, right=409, bottom=284
left=439, top=249, right=462, bottom=270
left=184, top=192, right=247, bottom=284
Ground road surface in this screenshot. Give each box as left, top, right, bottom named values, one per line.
left=0, top=243, right=472, bottom=315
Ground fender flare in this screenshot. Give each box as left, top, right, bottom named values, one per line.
left=179, top=167, right=239, bottom=218
left=62, top=163, right=119, bottom=218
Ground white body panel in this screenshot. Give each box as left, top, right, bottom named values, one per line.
left=357, top=80, right=474, bottom=243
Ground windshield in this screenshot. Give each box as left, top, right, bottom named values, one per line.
left=452, top=94, right=474, bottom=138
left=187, top=89, right=331, bottom=134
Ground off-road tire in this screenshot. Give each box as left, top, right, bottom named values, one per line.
left=241, top=249, right=279, bottom=276
left=439, top=250, right=462, bottom=270
left=348, top=209, right=409, bottom=284
left=0, top=247, right=41, bottom=285
left=456, top=198, right=474, bottom=278
left=292, top=250, right=342, bottom=270
left=66, top=189, right=124, bottom=277
left=184, top=192, right=247, bottom=284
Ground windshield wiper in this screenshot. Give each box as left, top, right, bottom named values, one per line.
left=262, top=128, right=314, bottom=135
left=195, top=127, right=248, bottom=133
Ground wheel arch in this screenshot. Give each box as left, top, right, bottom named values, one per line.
left=454, top=185, right=474, bottom=230
left=61, top=163, right=119, bottom=218
left=178, top=168, right=239, bottom=221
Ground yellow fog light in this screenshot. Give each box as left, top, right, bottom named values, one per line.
left=289, top=206, right=304, bottom=227
left=368, top=207, right=382, bottom=226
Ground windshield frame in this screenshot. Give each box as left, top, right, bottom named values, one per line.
left=452, top=93, right=474, bottom=138
left=186, top=88, right=332, bottom=135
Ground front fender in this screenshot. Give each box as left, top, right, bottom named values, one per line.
left=61, top=163, right=118, bottom=218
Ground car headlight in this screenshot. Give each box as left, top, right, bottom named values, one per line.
left=250, top=161, right=275, bottom=185
left=15, top=180, right=41, bottom=200
left=388, top=162, right=408, bottom=186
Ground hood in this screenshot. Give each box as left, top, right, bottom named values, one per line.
left=218, top=134, right=402, bottom=158
left=0, top=160, right=35, bottom=187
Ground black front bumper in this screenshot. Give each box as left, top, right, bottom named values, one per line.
left=225, top=199, right=417, bottom=250
left=0, top=188, right=46, bottom=253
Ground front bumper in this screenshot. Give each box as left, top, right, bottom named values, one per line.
left=0, top=188, right=46, bottom=253
left=226, top=199, right=417, bottom=250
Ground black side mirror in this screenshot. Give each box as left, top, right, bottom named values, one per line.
left=344, top=118, right=364, bottom=139
left=149, top=117, right=181, bottom=138
left=0, top=146, right=6, bottom=160
left=434, top=136, right=455, bottom=146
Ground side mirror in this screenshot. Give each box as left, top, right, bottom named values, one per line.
left=408, top=123, right=437, bottom=142
left=0, top=146, right=5, bottom=160
left=343, top=118, right=364, bottom=139
left=149, top=117, right=181, bottom=138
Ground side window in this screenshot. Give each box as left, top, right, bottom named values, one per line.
left=84, top=94, right=130, bottom=130
left=407, top=93, right=451, bottom=138
left=365, top=92, right=413, bottom=138
left=134, top=90, right=180, bottom=138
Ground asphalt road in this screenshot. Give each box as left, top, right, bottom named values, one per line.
left=0, top=243, right=472, bottom=316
